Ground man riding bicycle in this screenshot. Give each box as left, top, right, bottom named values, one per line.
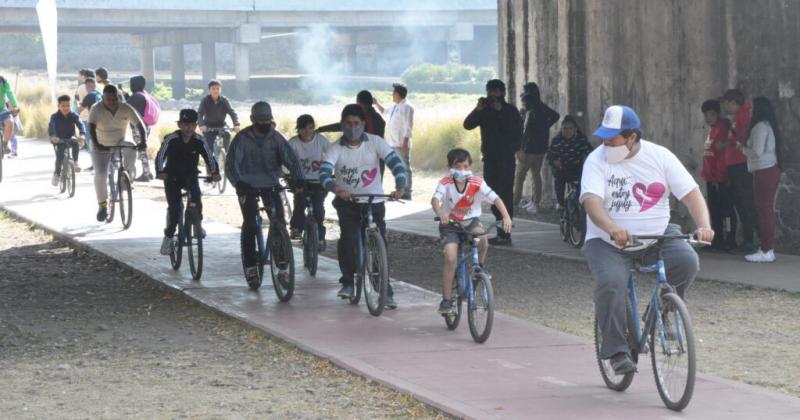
left=88, top=84, right=147, bottom=222
left=581, top=105, right=714, bottom=375
left=226, top=101, right=303, bottom=288
left=319, top=104, right=406, bottom=309
left=198, top=80, right=240, bottom=156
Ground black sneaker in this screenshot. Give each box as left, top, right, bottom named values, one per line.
left=337, top=285, right=354, bottom=299
left=96, top=203, right=108, bottom=222
left=385, top=295, right=397, bottom=310
left=438, top=299, right=455, bottom=315
left=488, top=236, right=512, bottom=246
left=290, top=229, right=302, bottom=241
left=245, top=266, right=260, bottom=289
left=134, top=173, right=151, bottom=183
left=610, top=352, right=636, bottom=375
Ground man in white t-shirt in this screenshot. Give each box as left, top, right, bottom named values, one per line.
left=580, top=105, right=714, bottom=375
left=320, top=104, right=406, bottom=308
left=374, top=83, right=414, bottom=199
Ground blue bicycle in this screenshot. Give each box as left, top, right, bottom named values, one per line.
left=595, top=234, right=704, bottom=411
left=168, top=176, right=211, bottom=281
left=435, top=218, right=495, bottom=343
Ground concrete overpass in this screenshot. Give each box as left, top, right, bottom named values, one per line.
left=0, top=0, right=496, bottom=97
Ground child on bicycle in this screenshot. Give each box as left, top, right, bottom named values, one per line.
left=155, top=109, right=220, bottom=256
left=288, top=114, right=330, bottom=249
left=431, top=148, right=512, bottom=314
left=546, top=115, right=593, bottom=209
left=48, top=95, right=85, bottom=186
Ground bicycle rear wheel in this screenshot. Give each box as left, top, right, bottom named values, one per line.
left=594, top=301, right=635, bottom=391
left=217, top=150, right=227, bottom=194
left=651, top=293, right=696, bottom=411
left=567, top=204, right=585, bottom=248
left=303, top=222, right=319, bottom=276
left=444, top=279, right=462, bottom=330
left=186, top=210, right=203, bottom=280
left=269, top=224, right=295, bottom=302
left=118, top=171, right=133, bottom=229
left=363, top=229, right=388, bottom=316
left=467, top=273, right=494, bottom=343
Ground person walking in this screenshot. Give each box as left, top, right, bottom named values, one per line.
left=124, top=75, right=157, bottom=182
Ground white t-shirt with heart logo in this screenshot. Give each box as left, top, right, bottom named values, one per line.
left=580, top=140, right=698, bottom=246
left=323, top=133, right=394, bottom=202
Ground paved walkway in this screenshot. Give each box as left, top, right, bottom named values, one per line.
left=2, top=140, right=799, bottom=419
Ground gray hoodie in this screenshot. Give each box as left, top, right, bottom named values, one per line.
left=226, top=126, right=302, bottom=189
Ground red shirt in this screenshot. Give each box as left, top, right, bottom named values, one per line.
left=702, top=118, right=731, bottom=184
left=724, top=101, right=751, bottom=166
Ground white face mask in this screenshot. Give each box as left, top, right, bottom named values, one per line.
left=449, top=168, right=472, bottom=181
left=604, top=144, right=630, bottom=164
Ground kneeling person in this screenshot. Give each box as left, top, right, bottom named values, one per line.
left=155, top=109, right=220, bottom=255
left=431, top=148, right=511, bottom=314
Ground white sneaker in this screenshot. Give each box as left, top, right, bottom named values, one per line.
left=525, top=202, right=538, bottom=214
left=745, top=249, right=776, bottom=263
left=51, top=174, right=59, bottom=186
left=518, top=199, right=531, bottom=209
left=160, top=237, right=174, bottom=255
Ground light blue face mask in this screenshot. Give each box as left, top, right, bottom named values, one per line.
left=343, top=126, right=364, bottom=142
left=449, top=168, right=472, bottom=181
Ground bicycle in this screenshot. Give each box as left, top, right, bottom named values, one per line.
left=54, top=136, right=80, bottom=198
left=559, top=180, right=585, bottom=248
left=435, top=217, right=495, bottom=343
left=105, top=144, right=136, bottom=229
left=345, top=194, right=399, bottom=317
left=168, top=176, right=211, bottom=280
left=241, top=186, right=295, bottom=302
left=290, top=180, right=322, bottom=277
left=594, top=234, right=706, bottom=411
left=206, top=127, right=229, bottom=194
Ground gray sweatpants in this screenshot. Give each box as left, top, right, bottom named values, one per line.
left=392, top=147, right=412, bottom=196
left=92, top=148, right=137, bottom=203
left=582, top=224, right=699, bottom=359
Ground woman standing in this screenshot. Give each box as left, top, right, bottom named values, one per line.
left=743, top=97, right=782, bottom=263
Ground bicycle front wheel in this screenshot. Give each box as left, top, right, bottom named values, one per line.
left=66, top=162, right=76, bottom=198
left=59, top=166, right=67, bottom=194
left=651, top=292, right=696, bottom=411
left=444, top=278, right=462, bottom=330
left=303, top=222, right=319, bottom=276
left=217, top=150, right=227, bottom=194
left=269, top=225, right=295, bottom=302
left=363, top=229, right=388, bottom=316
left=186, top=210, right=203, bottom=281
left=118, top=171, right=133, bottom=229
left=170, top=222, right=183, bottom=270
left=594, top=301, right=635, bottom=391
left=467, top=273, right=494, bottom=343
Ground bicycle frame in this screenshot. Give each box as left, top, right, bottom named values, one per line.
left=456, top=234, right=482, bottom=310
left=355, top=197, right=378, bottom=274
left=253, top=187, right=286, bottom=264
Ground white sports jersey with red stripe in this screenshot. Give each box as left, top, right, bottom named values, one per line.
left=432, top=176, right=498, bottom=221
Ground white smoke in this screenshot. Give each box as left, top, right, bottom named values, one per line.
left=36, top=0, right=58, bottom=103
left=295, top=25, right=348, bottom=100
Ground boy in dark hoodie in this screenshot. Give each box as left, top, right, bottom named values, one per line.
left=124, top=75, right=155, bottom=182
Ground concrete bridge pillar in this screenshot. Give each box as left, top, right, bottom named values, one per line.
left=201, top=42, right=217, bottom=84
left=234, top=43, right=250, bottom=99
left=170, top=44, right=186, bottom=99
left=139, top=41, right=156, bottom=91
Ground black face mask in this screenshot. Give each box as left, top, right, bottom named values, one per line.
left=254, top=123, right=272, bottom=134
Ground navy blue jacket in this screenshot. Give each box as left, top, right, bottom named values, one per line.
left=48, top=111, right=85, bottom=139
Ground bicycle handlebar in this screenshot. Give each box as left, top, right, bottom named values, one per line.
left=349, top=193, right=404, bottom=203
left=620, top=234, right=711, bottom=250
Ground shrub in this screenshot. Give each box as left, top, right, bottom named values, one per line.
left=401, top=63, right=497, bottom=86
left=412, top=118, right=482, bottom=172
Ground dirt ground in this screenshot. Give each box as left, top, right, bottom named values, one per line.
left=0, top=214, right=446, bottom=419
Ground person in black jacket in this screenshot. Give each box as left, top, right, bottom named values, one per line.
left=514, top=82, right=560, bottom=213
left=197, top=80, right=241, bottom=155
left=463, top=79, right=523, bottom=246
left=155, top=109, right=220, bottom=256
left=546, top=115, right=593, bottom=208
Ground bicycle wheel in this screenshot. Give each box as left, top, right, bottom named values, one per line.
left=118, top=171, right=133, bottom=229
left=106, top=173, right=117, bottom=223
left=241, top=225, right=265, bottom=291
left=268, top=224, right=295, bottom=302
left=170, top=221, right=183, bottom=270
left=66, top=162, right=76, bottom=198
left=567, top=204, right=585, bottom=248
left=216, top=150, right=227, bottom=194
left=444, top=278, right=462, bottom=330
left=594, top=301, right=635, bottom=391
left=303, top=221, right=319, bottom=276
left=59, top=165, right=67, bottom=193
left=186, top=210, right=203, bottom=281
left=650, top=292, right=696, bottom=411
left=363, top=229, right=388, bottom=316
left=467, top=273, right=494, bottom=343
left=349, top=233, right=364, bottom=305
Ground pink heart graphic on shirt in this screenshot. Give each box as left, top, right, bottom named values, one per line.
left=632, top=182, right=666, bottom=212
left=361, top=168, right=378, bottom=187
left=311, top=161, right=321, bottom=172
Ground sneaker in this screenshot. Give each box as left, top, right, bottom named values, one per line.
left=74, top=165, right=82, bottom=173
left=488, top=235, right=512, bottom=246
left=385, top=295, right=397, bottom=310
left=134, top=173, right=151, bottom=183
left=160, top=237, right=173, bottom=255
left=51, top=174, right=59, bottom=186
left=245, top=266, right=260, bottom=288
left=85, top=166, right=94, bottom=172
left=610, top=352, right=636, bottom=375
left=199, top=227, right=207, bottom=239
left=518, top=199, right=531, bottom=209
left=525, top=202, right=539, bottom=214
left=8, top=151, right=17, bottom=158
left=96, top=203, right=108, bottom=222
left=438, top=299, right=455, bottom=315
left=337, top=285, right=354, bottom=299
left=745, top=249, right=776, bottom=263
left=290, top=229, right=302, bottom=240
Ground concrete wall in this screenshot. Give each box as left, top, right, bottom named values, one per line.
left=499, top=0, right=800, bottom=251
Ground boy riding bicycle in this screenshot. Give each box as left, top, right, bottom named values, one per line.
left=431, top=148, right=511, bottom=315
left=48, top=95, right=85, bottom=186
left=155, top=109, right=220, bottom=255
left=288, top=114, right=330, bottom=249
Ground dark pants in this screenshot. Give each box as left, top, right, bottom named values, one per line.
left=203, top=130, right=231, bottom=156
left=238, top=189, right=285, bottom=268
left=164, top=177, right=202, bottom=238
left=333, top=197, right=393, bottom=296
left=554, top=169, right=581, bottom=206
left=53, top=142, right=80, bottom=175
left=752, top=165, right=780, bottom=251
left=484, top=157, right=516, bottom=237
left=290, top=183, right=327, bottom=239
left=706, top=182, right=737, bottom=249
left=727, top=163, right=758, bottom=244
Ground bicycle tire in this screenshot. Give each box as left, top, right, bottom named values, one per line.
left=349, top=232, right=364, bottom=305
left=467, top=274, right=494, bottom=343
left=59, top=164, right=67, bottom=193
left=304, top=221, right=319, bottom=276
left=106, top=173, right=117, bottom=223
left=594, top=301, right=636, bottom=391
left=217, top=150, right=227, bottom=194
left=170, top=221, right=183, bottom=270
left=363, top=229, right=388, bottom=316
left=444, top=280, right=462, bottom=330
left=650, top=292, right=696, bottom=411
left=118, top=171, right=133, bottom=229
left=187, top=210, right=203, bottom=281
left=567, top=204, right=585, bottom=248
left=66, top=162, right=76, bottom=198
left=241, top=225, right=265, bottom=291
left=269, top=224, right=295, bottom=302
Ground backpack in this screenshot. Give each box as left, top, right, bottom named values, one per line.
left=136, top=90, right=161, bottom=126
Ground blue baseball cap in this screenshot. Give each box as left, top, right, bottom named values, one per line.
left=593, top=105, right=640, bottom=140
